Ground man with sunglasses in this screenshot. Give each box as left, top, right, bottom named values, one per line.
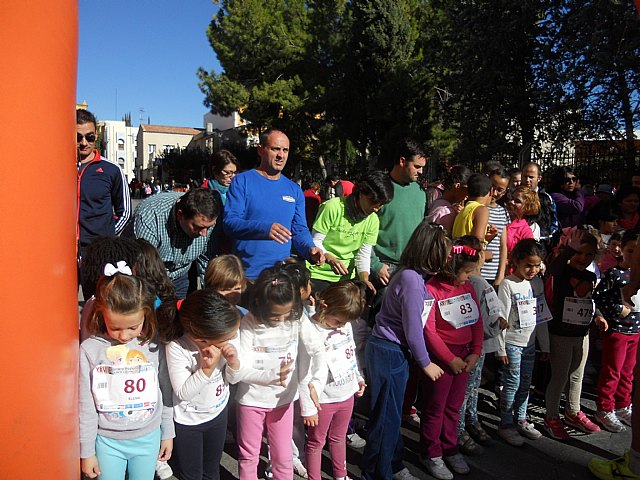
left=77, top=109, right=131, bottom=298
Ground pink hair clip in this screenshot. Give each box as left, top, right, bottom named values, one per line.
left=176, top=299, right=184, bottom=311
left=451, top=245, right=477, bottom=256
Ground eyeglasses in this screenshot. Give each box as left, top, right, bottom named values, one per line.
left=564, top=177, right=578, bottom=184
left=77, top=132, right=96, bottom=143
left=221, top=169, right=237, bottom=177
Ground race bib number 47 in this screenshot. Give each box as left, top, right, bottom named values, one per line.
left=562, top=297, right=594, bottom=326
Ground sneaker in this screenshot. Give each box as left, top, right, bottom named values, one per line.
left=588, top=450, right=640, bottom=480
left=293, top=459, right=308, bottom=478
left=543, top=416, right=570, bottom=440
left=466, top=421, right=490, bottom=444
left=346, top=432, right=366, bottom=449
left=392, top=467, right=420, bottom=480
left=403, top=412, right=421, bottom=428
left=155, top=460, right=174, bottom=480
left=516, top=420, right=542, bottom=440
left=497, top=425, right=525, bottom=447
left=616, top=405, right=633, bottom=427
left=444, top=453, right=471, bottom=475
left=418, top=457, right=453, bottom=480
left=564, top=411, right=601, bottom=433
left=595, top=410, right=626, bottom=433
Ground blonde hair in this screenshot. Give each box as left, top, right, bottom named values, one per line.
left=205, top=255, right=247, bottom=291
left=88, top=274, right=157, bottom=344
left=512, top=186, right=540, bottom=216
left=314, top=281, right=366, bottom=327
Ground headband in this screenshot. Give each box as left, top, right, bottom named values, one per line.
left=104, top=261, right=132, bottom=276
left=451, top=245, right=478, bottom=256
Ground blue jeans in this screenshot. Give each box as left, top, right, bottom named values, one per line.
left=361, top=335, right=410, bottom=480
left=458, top=353, right=485, bottom=434
left=500, top=344, right=536, bottom=426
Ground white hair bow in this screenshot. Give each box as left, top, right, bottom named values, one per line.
left=104, top=261, right=132, bottom=277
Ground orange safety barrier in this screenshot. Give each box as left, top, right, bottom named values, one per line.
left=0, top=0, right=79, bottom=478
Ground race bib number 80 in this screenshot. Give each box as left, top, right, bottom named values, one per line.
left=92, top=363, right=158, bottom=412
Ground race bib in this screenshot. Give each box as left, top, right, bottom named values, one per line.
left=484, top=286, right=501, bottom=317
left=438, top=293, right=479, bottom=329
left=562, top=297, right=594, bottom=326
left=623, top=288, right=640, bottom=313
left=516, top=298, right=537, bottom=328
left=326, top=334, right=358, bottom=384
left=252, top=340, right=298, bottom=372
left=536, top=294, right=553, bottom=323
left=92, top=363, right=158, bottom=413
left=184, top=370, right=229, bottom=413
left=421, top=299, right=435, bottom=327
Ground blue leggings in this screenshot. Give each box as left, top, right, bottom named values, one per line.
left=95, top=428, right=160, bottom=480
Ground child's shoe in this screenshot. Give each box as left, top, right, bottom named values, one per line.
left=402, top=406, right=421, bottom=428
left=497, top=425, right=525, bottom=446
left=419, top=457, right=453, bottom=480
left=516, top=420, right=542, bottom=440
left=595, top=410, right=626, bottom=433
left=543, top=416, right=570, bottom=440
left=392, top=467, right=420, bottom=480
left=293, top=458, right=308, bottom=478
left=444, top=453, right=471, bottom=475
left=616, top=405, right=633, bottom=426
left=564, top=411, right=601, bottom=433
left=466, top=421, right=490, bottom=444
left=588, top=450, right=640, bottom=480
left=346, top=432, right=366, bottom=449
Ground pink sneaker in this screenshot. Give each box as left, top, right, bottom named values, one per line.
left=564, top=411, right=601, bottom=433
left=543, top=416, right=570, bottom=440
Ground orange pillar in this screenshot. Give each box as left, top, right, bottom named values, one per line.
left=0, top=1, right=79, bottom=478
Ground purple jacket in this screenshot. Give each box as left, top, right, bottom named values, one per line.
left=550, top=189, right=585, bottom=228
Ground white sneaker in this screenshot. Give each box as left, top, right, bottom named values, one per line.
left=616, top=405, right=633, bottom=426
left=293, top=458, right=308, bottom=478
left=392, top=467, right=420, bottom=480
left=516, top=420, right=542, bottom=440
left=346, top=432, right=366, bottom=449
left=155, top=460, right=173, bottom=480
left=402, top=412, right=421, bottom=428
left=418, top=457, right=453, bottom=480
left=595, top=410, right=626, bottom=433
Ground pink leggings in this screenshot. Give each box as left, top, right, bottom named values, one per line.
left=306, top=396, right=354, bottom=480
left=237, top=403, right=293, bottom=480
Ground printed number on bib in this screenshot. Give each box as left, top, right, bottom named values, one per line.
left=536, top=295, right=553, bottom=323
left=326, top=334, right=358, bottom=383
left=516, top=298, right=537, bottom=328
left=483, top=286, right=501, bottom=317
left=253, top=341, right=297, bottom=372
left=562, top=297, right=594, bottom=326
left=92, top=363, right=158, bottom=413
left=421, top=299, right=435, bottom=327
left=185, top=371, right=229, bottom=413
left=438, top=293, right=479, bottom=329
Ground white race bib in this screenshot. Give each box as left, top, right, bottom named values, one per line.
left=92, top=363, right=158, bottom=413
left=536, top=294, right=553, bottom=323
left=516, top=298, right=537, bottom=328
left=252, top=340, right=298, bottom=372
left=484, top=286, right=501, bottom=317
left=184, top=370, right=229, bottom=413
left=562, top=297, right=594, bottom=326
left=438, top=293, right=479, bottom=329
left=623, top=288, right=640, bottom=313
left=326, top=333, right=358, bottom=383
left=421, top=299, right=435, bottom=327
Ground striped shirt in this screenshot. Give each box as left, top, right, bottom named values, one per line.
left=480, top=204, right=510, bottom=282
left=130, top=192, right=216, bottom=281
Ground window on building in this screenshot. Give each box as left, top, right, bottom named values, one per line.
left=118, top=139, right=125, bottom=150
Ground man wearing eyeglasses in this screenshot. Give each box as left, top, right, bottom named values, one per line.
left=77, top=109, right=131, bottom=298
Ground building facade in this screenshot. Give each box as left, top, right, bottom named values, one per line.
left=99, top=120, right=138, bottom=181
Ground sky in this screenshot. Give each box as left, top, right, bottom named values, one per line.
left=77, top=0, right=222, bottom=128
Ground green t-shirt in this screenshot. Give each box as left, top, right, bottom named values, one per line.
left=307, top=197, right=379, bottom=282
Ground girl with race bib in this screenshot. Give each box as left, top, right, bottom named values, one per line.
left=543, top=229, right=606, bottom=440
left=79, top=264, right=175, bottom=480
left=495, top=239, right=550, bottom=447
left=162, top=289, right=241, bottom=480
left=230, top=265, right=325, bottom=480
left=421, top=236, right=483, bottom=480
left=299, top=281, right=367, bottom=480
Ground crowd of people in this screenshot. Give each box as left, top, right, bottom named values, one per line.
left=76, top=107, right=640, bottom=480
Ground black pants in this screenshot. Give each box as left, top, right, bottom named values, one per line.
left=172, top=407, right=228, bottom=480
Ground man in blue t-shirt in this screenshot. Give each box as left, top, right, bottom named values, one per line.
left=223, top=129, right=324, bottom=279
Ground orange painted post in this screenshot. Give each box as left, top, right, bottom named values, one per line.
left=0, top=0, right=79, bottom=478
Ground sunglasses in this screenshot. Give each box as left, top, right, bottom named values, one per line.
left=77, top=132, right=96, bottom=143
left=221, top=169, right=237, bottom=176
left=564, top=177, right=578, bottom=184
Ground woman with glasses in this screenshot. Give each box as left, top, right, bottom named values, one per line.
left=549, top=166, right=586, bottom=229
left=204, top=149, right=239, bottom=206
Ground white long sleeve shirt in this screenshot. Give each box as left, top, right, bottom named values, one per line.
left=227, top=312, right=326, bottom=409
left=298, top=320, right=363, bottom=417
left=165, top=334, right=239, bottom=426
